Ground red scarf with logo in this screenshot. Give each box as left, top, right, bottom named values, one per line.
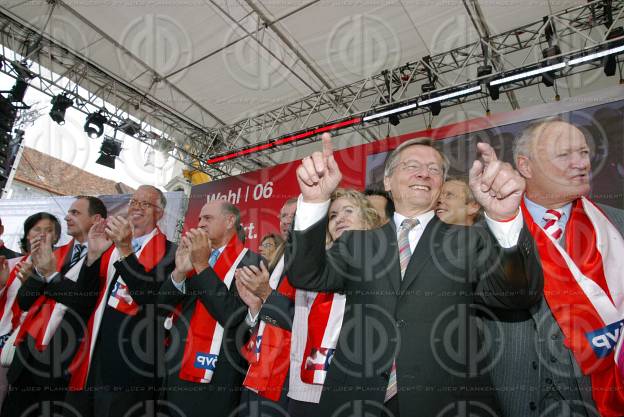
left=178, top=234, right=247, bottom=383
left=68, top=229, right=167, bottom=390
left=299, top=290, right=346, bottom=384
left=522, top=198, right=624, bottom=416
left=242, top=256, right=295, bottom=401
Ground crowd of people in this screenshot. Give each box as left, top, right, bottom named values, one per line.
left=0, top=116, right=622, bottom=417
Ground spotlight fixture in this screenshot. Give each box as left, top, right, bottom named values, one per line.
left=84, top=111, right=108, bottom=138
left=117, top=118, right=141, bottom=136
left=477, top=65, right=499, bottom=101
left=421, top=83, right=441, bottom=116
left=541, top=45, right=563, bottom=87
left=8, top=79, right=29, bottom=104
left=95, top=135, right=122, bottom=169
left=604, top=27, right=624, bottom=76
left=388, top=114, right=400, bottom=126
left=49, top=94, right=74, bottom=125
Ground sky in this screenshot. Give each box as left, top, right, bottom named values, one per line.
left=1, top=71, right=177, bottom=191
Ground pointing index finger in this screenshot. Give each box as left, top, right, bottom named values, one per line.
left=322, top=133, right=334, bottom=159
left=477, top=142, right=498, bottom=164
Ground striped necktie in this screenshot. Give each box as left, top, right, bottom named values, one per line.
left=69, top=244, right=85, bottom=268
left=209, top=249, right=221, bottom=267
left=543, top=209, right=563, bottom=240
left=386, top=217, right=419, bottom=403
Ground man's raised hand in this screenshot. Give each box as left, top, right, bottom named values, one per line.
left=469, top=142, right=525, bottom=221
left=296, top=133, right=342, bottom=203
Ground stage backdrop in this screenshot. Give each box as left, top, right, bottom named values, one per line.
left=0, top=191, right=186, bottom=253
left=186, top=88, right=624, bottom=252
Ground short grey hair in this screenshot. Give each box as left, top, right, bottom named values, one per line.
left=383, top=137, right=450, bottom=179
left=513, top=116, right=567, bottom=166
left=139, top=185, right=167, bottom=209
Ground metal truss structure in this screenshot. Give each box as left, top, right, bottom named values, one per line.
left=0, top=0, right=623, bottom=179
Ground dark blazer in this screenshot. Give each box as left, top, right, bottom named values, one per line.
left=482, top=203, right=624, bottom=417
left=286, top=214, right=541, bottom=417
left=0, top=245, right=20, bottom=260
left=87, top=239, right=176, bottom=390
left=158, top=248, right=263, bottom=417
left=9, top=252, right=100, bottom=387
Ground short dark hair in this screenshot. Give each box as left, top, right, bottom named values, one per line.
left=20, top=212, right=62, bottom=253
left=364, top=188, right=395, bottom=219
left=76, top=195, right=107, bottom=218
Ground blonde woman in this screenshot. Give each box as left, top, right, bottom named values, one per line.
left=288, top=188, right=381, bottom=417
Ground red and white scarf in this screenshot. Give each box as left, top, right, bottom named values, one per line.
left=178, top=234, right=247, bottom=384
left=242, top=255, right=296, bottom=401
left=13, top=242, right=82, bottom=350
left=0, top=256, right=28, bottom=350
left=68, top=228, right=167, bottom=390
left=299, top=289, right=346, bottom=385
left=522, top=197, right=624, bottom=416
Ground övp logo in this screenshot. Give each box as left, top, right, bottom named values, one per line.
left=195, top=352, right=218, bottom=370
left=586, top=319, right=624, bottom=358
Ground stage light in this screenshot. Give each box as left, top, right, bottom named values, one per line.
left=388, top=114, right=400, bottom=126
left=418, top=86, right=481, bottom=106
left=49, top=94, right=74, bottom=125
left=362, top=103, right=417, bottom=122
left=84, top=111, right=107, bottom=138
left=421, top=83, right=441, bottom=116
left=490, top=62, right=566, bottom=86
left=118, top=118, right=141, bottom=136
left=477, top=65, right=499, bottom=101
left=96, top=135, right=122, bottom=169
left=541, top=45, right=563, bottom=87
left=8, top=79, right=29, bottom=103
left=603, top=27, right=624, bottom=76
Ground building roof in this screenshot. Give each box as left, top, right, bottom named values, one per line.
left=15, top=147, right=135, bottom=196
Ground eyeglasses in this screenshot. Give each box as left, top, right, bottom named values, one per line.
left=128, top=199, right=160, bottom=210
left=396, top=160, right=443, bottom=176
left=260, top=242, right=276, bottom=249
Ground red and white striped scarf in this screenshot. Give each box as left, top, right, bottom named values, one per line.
left=13, top=242, right=80, bottom=350
left=300, top=290, right=345, bottom=385
left=68, top=228, right=167, bottom=390
left=178, top=234, right=247, bottom=384
left=0, top=256, right=28, bottom=349
left=242, top=255, right=296, bottom=401
left=522, top=197, right=624, bottom=416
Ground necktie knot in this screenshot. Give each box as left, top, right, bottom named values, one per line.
left=70, top=244, right=85, bottom=267
left=400, top=218, right=419, bottom=232
left=209, top=249, right=221, bottom=267
left=132, top=240, right=142, bottom=253
left=542, top=209, right=564, bottom=240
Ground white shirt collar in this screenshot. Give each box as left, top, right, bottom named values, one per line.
left=393, top=210, right=435, bottom=232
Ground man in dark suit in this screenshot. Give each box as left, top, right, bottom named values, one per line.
left=286, top=133, right=540, bottom=417
left=63, top=185, right=177, bottom=417
left=0, top=218, right=19, bottom=259
left=1, top=196, right=107, bottom=417
left=159, top=200, right=263, bottom=417
left=483, top=118, right=624, bottom=417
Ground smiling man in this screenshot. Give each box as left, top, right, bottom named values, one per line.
left=63, top=185, right=176, bottom=417
left=483, top=118, right=624, bottom=417
left=286, top=134, right=541, bottom=417
left=435, top=178, right=481, bottom=226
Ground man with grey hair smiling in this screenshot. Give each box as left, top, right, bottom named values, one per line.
left=483, top=117, right=624, bottom=417
left=286, top=133, right=541, bottom=417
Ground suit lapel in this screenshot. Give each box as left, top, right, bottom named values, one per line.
left=399, top=216, right=443, bottom=295
left=380, top=221, right=401, bottom=294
